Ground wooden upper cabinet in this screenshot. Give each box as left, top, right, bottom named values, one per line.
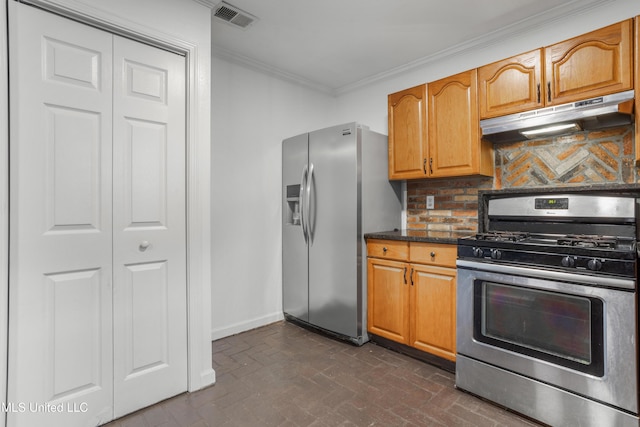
left=546, top=20, right=633, bottom=105
left=478, top=19, right=633, bottom=119
left=428, top=69, right=492, bottom=177
left=387, top=84, right=428, bottom=180
left=479, top=49, right=543, bottom=119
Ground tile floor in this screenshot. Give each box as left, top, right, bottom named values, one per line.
left=104, top=321, right=543, bottom=426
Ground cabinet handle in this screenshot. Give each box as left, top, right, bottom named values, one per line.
left=429, top=158, right=433, bottom=175
left=383, top=246, right=388, bottom=253
left=547, top=82, right=551, bottom=103
left=536, top=83, right=540, bottom=104
left=410, top=268, right=414, bottom=286
left=430, top=251, right=436, bottom=258
left=423, top=158, right=427, bottom=175
left=403, top=266, right=407, bottom=284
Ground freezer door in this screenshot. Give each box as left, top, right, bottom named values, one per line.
left=308, top=123, right=359, bottom=338
left=282, top=133, right=309, bottom=321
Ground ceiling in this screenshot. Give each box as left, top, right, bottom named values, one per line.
left=201, top=0, right=610, bottom=94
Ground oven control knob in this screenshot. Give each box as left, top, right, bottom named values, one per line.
left=473, top=247, right=484, bottom=258
left=587, top=259, right=602, bottom=271
left=490, top=249, right=502, bottom=260
left=561, top=256, right=575, bottom=268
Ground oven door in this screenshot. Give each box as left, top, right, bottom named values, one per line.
left=457, top=259, right=638, bottom=414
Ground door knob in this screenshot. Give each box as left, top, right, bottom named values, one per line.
left=139, top=240, right=150, bottom=251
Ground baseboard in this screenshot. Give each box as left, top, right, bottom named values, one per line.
left=189, top=367, right=216, bottom=392
left=210, top=311, right=284, bottom=341
left=369, top=334, right=456, bottom=373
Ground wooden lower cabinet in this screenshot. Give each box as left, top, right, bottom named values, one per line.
left=411, top=264, right=456, bottom=361
left=367, top=258, right=410, bottom=344
left=367, top=239, right=457, bottom=362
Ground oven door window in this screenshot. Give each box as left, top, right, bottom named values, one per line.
left=473, top=281, right=604, bottom=376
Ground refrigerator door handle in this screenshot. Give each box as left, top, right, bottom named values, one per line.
left=300, top=165, right=309, bottom=242
left=307, top=162, right=315, bottom=243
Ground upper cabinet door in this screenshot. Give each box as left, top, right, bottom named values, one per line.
left=428, top=69, right=490, bottom=177
left=387, top=84, right=428, bottom=180
left=478, top=49, right=543, bottom=119
left=545, top=20, right=633, bottom=106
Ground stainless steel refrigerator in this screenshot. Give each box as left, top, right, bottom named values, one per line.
left=282, top=122, right=401, bottom=345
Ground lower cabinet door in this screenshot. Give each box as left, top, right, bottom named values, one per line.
left=411, top=264, right=457, bottom=361
left=367, top=258, right=410, bottom=344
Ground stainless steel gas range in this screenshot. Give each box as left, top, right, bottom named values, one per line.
left=456, top=192, right=639, bottom=427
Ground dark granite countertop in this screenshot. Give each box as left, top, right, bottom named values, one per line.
left=365, top=229, right=474, bottom=245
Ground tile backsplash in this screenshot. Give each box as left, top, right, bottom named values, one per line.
left=495, top=126, right=635, bottom=188
left=406, top=125, right=636, bottom=231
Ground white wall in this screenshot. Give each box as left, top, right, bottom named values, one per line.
left=210, top=56, right=336, bottom=339
left=209, top=0, right=640, bottom=339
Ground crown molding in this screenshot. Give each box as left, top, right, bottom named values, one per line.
left=211, top=44, right=337, bottom=95
left=211, top=0, right=613, bottom=96
left=335, top=0, right=613, bottom=94
left=191, top=0, right=215, bottom=8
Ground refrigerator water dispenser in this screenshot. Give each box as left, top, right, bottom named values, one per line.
left=286, top=184, right=301, bottom=225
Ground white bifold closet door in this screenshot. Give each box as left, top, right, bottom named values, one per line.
left=8, top=3, right=187, bottom=426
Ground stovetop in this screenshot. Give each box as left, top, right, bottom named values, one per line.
left=472, top=231, right=636, bottom=252
left=460, top=193, right=640, bottom=278
left=458, top=231, right=637, bottom=278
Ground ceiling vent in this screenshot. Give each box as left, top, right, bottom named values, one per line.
left=213, top=2, right=258, bottom=29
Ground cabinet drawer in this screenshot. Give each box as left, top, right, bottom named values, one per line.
left=409, top=242, right=456, bottom=267
left=367, top=239, right=409, bottom=261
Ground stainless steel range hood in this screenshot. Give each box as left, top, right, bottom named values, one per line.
left=480, top=90, right=634, bottom=143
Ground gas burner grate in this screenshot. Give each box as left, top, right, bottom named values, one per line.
left=557, top=234, right=618, bottom=249
left=476, top=231, right=530, bottom=242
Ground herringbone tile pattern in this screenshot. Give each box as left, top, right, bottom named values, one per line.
left=104, top=321, right=542, bottom=427
left=496, top=126, right=635, bottom=188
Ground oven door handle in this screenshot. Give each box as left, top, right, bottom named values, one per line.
left=456, top=259, right=636, bottom=290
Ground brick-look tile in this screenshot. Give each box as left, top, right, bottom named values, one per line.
left=406, top=177, right=489, bottom=231
left=102, top=322, right=543, bottom=427
left=505, top=151, right=533, bottom=174
left=623, top=131, right=634, bottom=156
left=568, top=173, right=586, bottom=184
left=494, top=166, right=503, bottom=189
left=496, top=125, right=635, bottom=189
left=531, top=157, right=554, bottom=180
left=587, top=127, right=627, bottom=139
left=588, top=144, right=619, bottom=171
left=623, top=158, right=636, bottom=183
left=601, top=140, right=621, bottom=156
left=556, top=143, right=582, bottom=161
left=510, top=173, right=532, bottom=187
left=587, top=157, right=617, bottom=181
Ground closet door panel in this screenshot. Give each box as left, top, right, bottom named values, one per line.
left=45, top=105, right=103, bottom=230
left=8, top=4, right=114, bottom=427
left=112, top=35, right=188, bottom=418
left=124, top=120, right=168, bottom=225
